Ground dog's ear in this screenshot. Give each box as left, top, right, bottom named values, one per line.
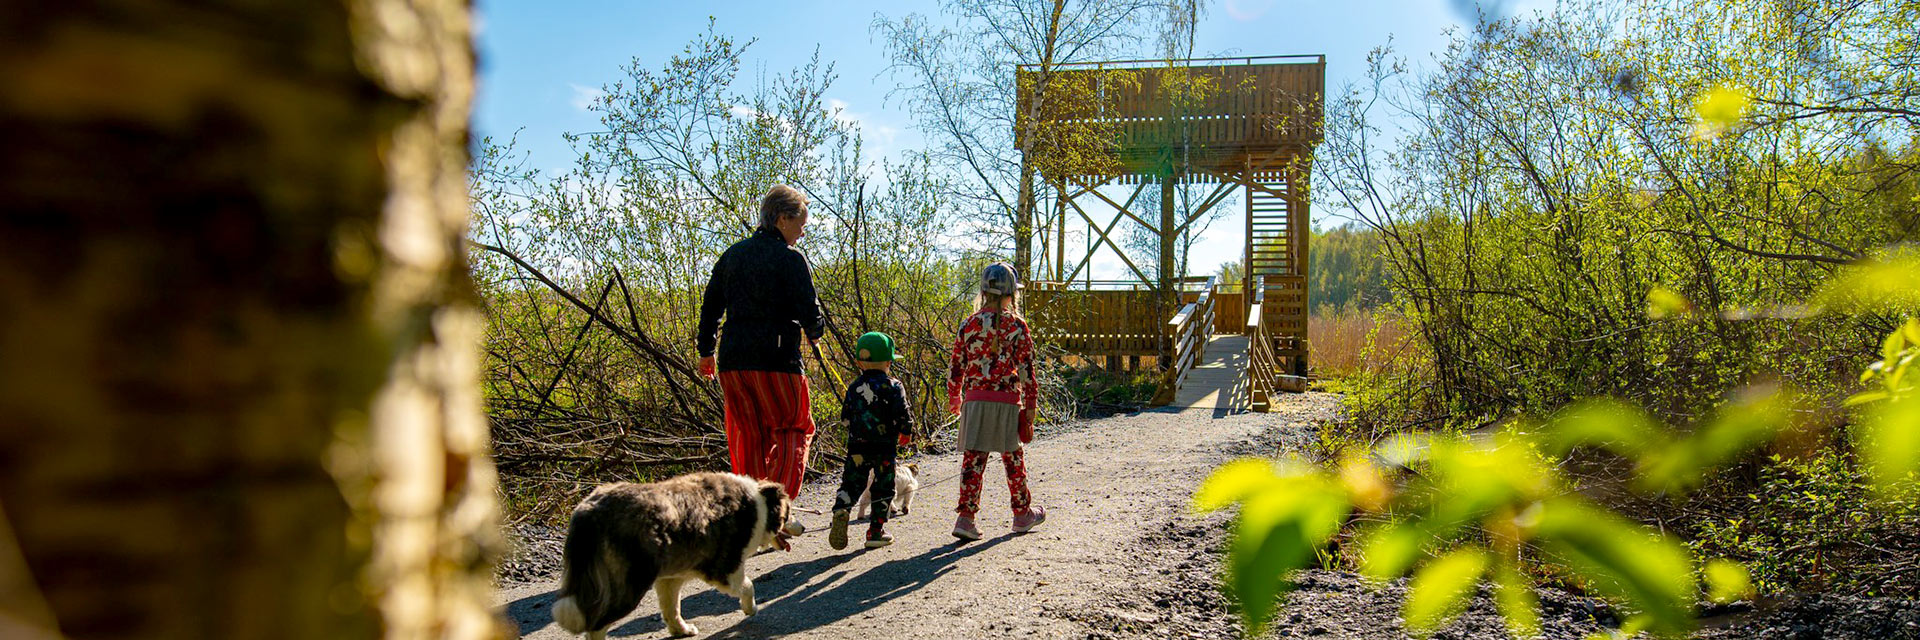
left=758, top=482, right=788, bottom=527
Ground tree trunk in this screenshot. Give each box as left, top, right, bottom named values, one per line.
left=1012, top=0, right=1069, bottom=281
left=0, top=2, right=501, bottom=639
left=1015, top=164, right=1037, bottom=278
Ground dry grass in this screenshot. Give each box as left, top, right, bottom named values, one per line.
left=1308, top=307, right=1427, bottom=379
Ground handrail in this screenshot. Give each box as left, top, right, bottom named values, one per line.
left=1245, top=276, right=1279, bottom=412
left=1152, top=277, right=1217, bottom=405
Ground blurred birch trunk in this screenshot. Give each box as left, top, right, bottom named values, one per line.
left=0, top=1, right=502, bottom=638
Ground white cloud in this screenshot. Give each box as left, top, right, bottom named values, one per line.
left=825, top=97, right=901, bottom=158
left=569, top=84, right=605, bottom=112
left=1223, top=0, right=1275, bottom=21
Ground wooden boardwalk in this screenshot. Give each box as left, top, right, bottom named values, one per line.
left=1168, top=335, right=1252, bottom=413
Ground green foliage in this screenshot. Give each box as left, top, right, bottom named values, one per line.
left=1702, top=559, right=1754, bottom=604
left=1687, top=450, right=1920, bottom=597
left=1192, top=459, right=1348, bottom=633
left=1213, top=237, right=1920, bottom=635
left=1308, top=224, right=1391, bottom=313
left=1403, top=548, right=1489, bottom=635
left=1828, top=257, right=1920, bottom=497
left=1301, top=0, right=1920, bottom=625
left=1531, top=499, right=1695, bottom=635
left=1321, top=0, right=1920, bottom=426
left=1201, top=403, right=1736, bottom=638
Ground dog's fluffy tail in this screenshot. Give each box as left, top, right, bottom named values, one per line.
left=551, top=595, right=588, bottom=635
left=552, top=511, right=614, bottom=634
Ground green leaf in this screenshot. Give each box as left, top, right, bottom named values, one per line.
left=1494, top=561, right=1541, bottom=639
left=1859, top=395, right=1920, bottom=498
left=1547, top=398, right=1661, bottom=457
left=1426, top=437, right=1552, bottom=531
left=1193, top=458, right=1280, bottom=513
left=1845, top=389, right=1891, bottom=407
left=1533, top=499, right=1695, bottom=636
left=1359, top=523, right=1427, bottom=582
left=1815, top=252, right=1920, bottom=313
left=1690, top=84, right=1751, bottom=140
left=1641, top=385, right=1796, bottom=493
left=1884, top=327, right=1910, bottom=367
left=1645, top=286, right=1691, bottom=319
left=1703, top=559, right=1753, bottom=604
left=1404, top=547, right=1490, bottom=636
left=1693, top=84, right=1750, bottom=126
left=1226, top=481, right=1350, bottom=633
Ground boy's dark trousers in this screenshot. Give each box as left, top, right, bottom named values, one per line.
left=832, top=440, right=897, bottom=526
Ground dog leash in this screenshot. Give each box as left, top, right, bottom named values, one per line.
left=809, top=340, right=846, bottom=391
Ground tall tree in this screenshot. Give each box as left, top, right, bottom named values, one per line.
left=0, top=1, right=499, bottom=638
left=874, top=0, right=1169, bottom=276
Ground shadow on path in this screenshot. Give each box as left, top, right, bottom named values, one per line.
left=697, top=534, right=1016, bottom=639
left=505, top=551, right=862, bottom=638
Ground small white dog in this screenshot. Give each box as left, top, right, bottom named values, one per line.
left=855, top=462, right=919, bottom=519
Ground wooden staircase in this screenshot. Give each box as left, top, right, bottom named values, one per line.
left=1245, top=172, right=1309, bottom=379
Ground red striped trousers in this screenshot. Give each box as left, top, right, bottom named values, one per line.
left=718, top=370, right=814, bottom=500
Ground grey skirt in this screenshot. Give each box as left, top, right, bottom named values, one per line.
left=958, top=400, right=1023, bottom=453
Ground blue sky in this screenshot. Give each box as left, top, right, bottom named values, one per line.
left=473, top=0, right=1547, bottom=277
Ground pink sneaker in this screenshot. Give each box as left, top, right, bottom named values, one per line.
left=1012, top=505, right=1047, bottom=533
left=952, top=515, right=982, bottom=541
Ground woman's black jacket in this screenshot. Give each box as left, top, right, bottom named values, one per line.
left=696, top=228, right=827, bottom=374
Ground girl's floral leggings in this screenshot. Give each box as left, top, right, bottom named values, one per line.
left=956, top=448, right=1032, bottom=517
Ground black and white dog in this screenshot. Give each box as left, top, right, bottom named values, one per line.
left=551, top=472, right=790, bottom=638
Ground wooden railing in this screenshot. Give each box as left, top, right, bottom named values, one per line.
left=1245, top=276, right=1280, bottom=412
left=1245, top=275, right=1308, bottom=412
left=1151, top=277, right=1217, bottom=405
left=1025, top=277, right=1214, bottom=367
left=1014, top=56, right=1327, bottom=157
left=1024, top=281, right=1170, bottom=360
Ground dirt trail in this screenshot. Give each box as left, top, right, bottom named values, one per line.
left=497, top=394, right=1335, bottom=639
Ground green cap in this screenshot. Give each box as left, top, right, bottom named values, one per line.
left=853, top=331, right=906, bottom=362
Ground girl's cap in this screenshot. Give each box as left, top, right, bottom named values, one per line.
left=980, top=262, right=1022, bottom=295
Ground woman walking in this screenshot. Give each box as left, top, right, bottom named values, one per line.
left=946, top=262, right=1046, bottom=540
left=696, top=185, right=824, bottom=518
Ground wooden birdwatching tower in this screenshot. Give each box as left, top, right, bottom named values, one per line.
left=1015, top=55, right=1324, bottom=410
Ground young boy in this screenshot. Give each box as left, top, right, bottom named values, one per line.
left=829, top=331, right=915, bottom=550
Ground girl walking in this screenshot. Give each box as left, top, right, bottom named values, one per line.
left=946, top=262, right=1046, bottom=540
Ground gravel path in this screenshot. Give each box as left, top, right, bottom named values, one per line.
left=497, top=393, right=1335, bottom=639
left=495, top=392, right=1920, bottom=639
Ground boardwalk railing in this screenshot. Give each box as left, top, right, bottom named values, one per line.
left=1150, top=277, right=1217, bottom=405
left=1245, top=276, right=1280, bottom=411
left=1025, top=277, right=1212, bottom=369
left=1245, top=275, right=1308, bottom=412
